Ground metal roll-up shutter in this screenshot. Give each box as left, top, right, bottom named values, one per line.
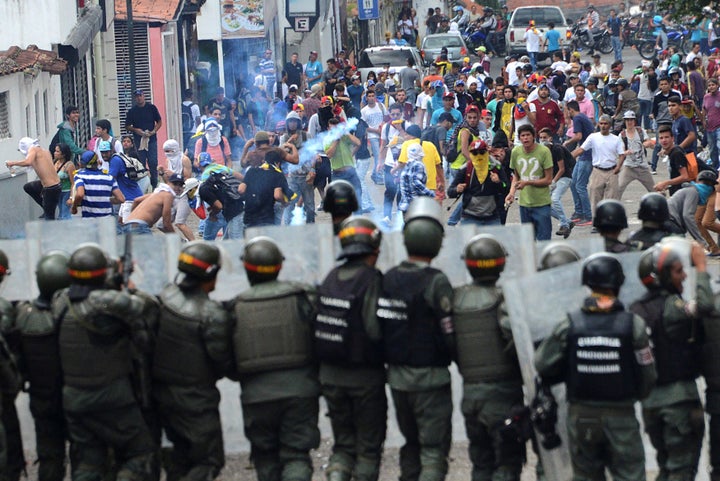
left=114, top=20, right=151, bottom=132
left=60, top=54, right=92, bottom=148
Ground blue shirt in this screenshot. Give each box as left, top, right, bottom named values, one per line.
left=672, top=115, right=697, bottom=153
left=545, top=29, right=560, bottom=51
left=347, top=84, right=365, bottom=110
left=430, top=108, right=463, bottom=140
left=74, top=168, right=118, bottom=217
left=108, top=154, right=143, bottom=201
left=304, top=60, right=323, bottom=87
left=573, top=113, right=595, bottom=162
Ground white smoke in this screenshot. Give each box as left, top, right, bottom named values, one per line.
left=288, top=118, right=360, bottom=175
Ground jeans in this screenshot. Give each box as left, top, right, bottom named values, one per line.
left=638, top=99, right=653, bottom=131
left=58, top=190, right=72, bottom=220
left=611, top=36, right=623, bottom=62
left=203, top=212, right=227, bottom=240
left=529, top=51, right=537, bottom=72
left=24, top=181, right=62, bottom=220
left=519, top=204, right=552, bottom=240
left=701, top=37, right=710, bottom=55
left=283, top=175, right=316, bottom=224
left=369, top=138, right=382, bottom=182
left=332, top=167, right=362, bottom=214
left=651, top=129, right=664, bottom=171
left=122, top=221, right=152, bottom=235
left=224, top=213, right=244, bottom=239
left=447, top=168, right=463, bottom=225
left=708, top=129, right=720, bottom=169
left=551, top=177, right=572, bottom=228
left=461, top=215, right=501, bottom=226
left=383, top=165, right=400, bottom=219
left=570, top=160, right=593, bottom=221
left=134, top=134, right=158, bottom=188
left=355, top=157, right=374, bottom=211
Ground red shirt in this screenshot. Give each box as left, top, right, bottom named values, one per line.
left=531, top=98, right=563, bottom=133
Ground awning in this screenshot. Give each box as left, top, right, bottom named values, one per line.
left=59, top=4, right=103, bottom=67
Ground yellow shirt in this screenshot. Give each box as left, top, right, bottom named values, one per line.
left=397, top=139, right=442, bottom=190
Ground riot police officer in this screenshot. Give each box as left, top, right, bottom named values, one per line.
left=376, top=197, right=455, bottom=481
left=229, top=236, right=320, bottom=481
left=594, top=199, right=633, bottom=252
left=0, top=249, right=21, bottom=481
left=315, top=217, right=386, bottom=481
left=53, top=243, right=157, bottom=481
left=13, top=252, right=72, bottom=481
left=324, top=180, right=359, bottom=234
left=454, top=234, right=525, bottom=480
left=534, top=253, right=657, bottom=481
left=538, top=243, right=581, bottom=270
left=630, top=241, right=711, bottom=481
left=707, top=282, right=720, bottom=480
left=153, top=241, right=233, bottom=480
left=627, top=192, right=674, bottom=250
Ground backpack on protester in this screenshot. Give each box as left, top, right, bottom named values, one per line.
left=201, top=137, right=229, bottom=165
left=181, top=102, right=196, bottom=133
left=116, top=152, right=148, bottom=180
left=48, top=130, right=61, bottom=156
left=444, top=123, right=463, bottom=164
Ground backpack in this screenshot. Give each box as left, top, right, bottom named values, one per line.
left=444, top=123, right=463, bottom=164
left=421, top=125, right=443, bottom=154
left=201, top=137, right=229, bottom=165
left=117, top=152, right=147, bottom=180
left=48, top=130, right=61, bottom=156
left=181, top=102, right=196, bottom=133
left=621, top=127, right=646, bottom=159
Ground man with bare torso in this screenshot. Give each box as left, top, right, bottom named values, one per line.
left=122, top=174, right=185, bottom=234
left=6, top=137, right=62, bottom=220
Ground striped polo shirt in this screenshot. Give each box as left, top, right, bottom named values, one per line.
left=74, top=168, right=119, bottom=218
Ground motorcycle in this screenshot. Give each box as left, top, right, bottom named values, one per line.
left=638, top=23, right=692, bottom=59
left=461, top=20, right=506, bottom=55
left=570, top=20, right=613, bottom=54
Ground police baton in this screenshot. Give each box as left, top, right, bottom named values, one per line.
left=446, top=194, right=462, bottom=211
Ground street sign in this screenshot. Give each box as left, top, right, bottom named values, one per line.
left=358, top=0, right=379, bottom=20
left=294, top=17, right=310, bottom=32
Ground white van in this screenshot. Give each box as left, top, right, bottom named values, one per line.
left=505, top=6, right=569, bottom=61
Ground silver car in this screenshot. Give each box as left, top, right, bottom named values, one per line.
left=356, top=46, right=425, bottom=83
left=420, top=33, right=471, bottom=65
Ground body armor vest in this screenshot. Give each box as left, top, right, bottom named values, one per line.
left=627, top=228, right=669, bottom=251
left=58, top=292, right=132, bottom=389
left=631, top=291, right=700, bottom=386
left=233, top=281, right=313, bottom=375
left=378, top=266, right=451, bottom=367
left=15, top=300, right=62, bottom=399
left=153, top=284, right=218, bottom=386
left=703, top=307, right=720, bottom=393
left=453, top=285, right=521, bottom=384
left=566, top=310, right=638, bottom=402
left=315, top=265, right=384, bottom=367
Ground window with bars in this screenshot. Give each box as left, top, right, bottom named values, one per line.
left=114, top=21, right=151, bottom=132
left=0, top=92, right=10, bottom=140
left=43, top=90, right=50, bottom=136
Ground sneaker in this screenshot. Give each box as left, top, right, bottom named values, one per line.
left=591, top=227, right=598, bottom=234
left=708, top=250, right=720, bottom=257
left=556, top=225, right=572, bottom=238
left=570, top=214, right=582, bottom=222
left=652, top=170, right=657, bottom=175
left=381, top=216, right=392, bottom=226
left=575, top=219, right=593, bottom=227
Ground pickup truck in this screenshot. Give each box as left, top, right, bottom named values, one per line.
left=505, top=6, right=570, bottom=61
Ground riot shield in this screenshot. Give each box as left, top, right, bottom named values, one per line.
left=210, top=239, right=251, bottom=301
left=123, top=233, right=182, bottom=295
left=245, top=224, right=336, bottom=286
left=25, top=216, right=117, bottom=255
left=0, top=239, right=35, bottom=301
left=431, top=225, right=476, bottom=287
left=375, top=231, right=408, bottom=273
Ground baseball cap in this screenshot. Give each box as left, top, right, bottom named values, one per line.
left=289, top=84, right=298, bottom=91
left=405, top=125, right=422, bottom=138
left=443, top=92, right=455, bottom=99
left=168, top=173, right=184, bottom=184
left=198, top=152, right=212, bottom=167
left=407, top=143, right=425, bottom=160
left=431, top=80, right=444, bottom=89
left=455, top=80, right=465, bottom=87
left=538, top=83, right=550, bottom=90
left=293, top=103, right=305, bottom=111
left=476, top=46, right=487, bottom=53
left=134, top=89, right=144, bottom=96
left=480, top=109, right=491, bottom=117
left=470, top=139, right=488, bottom=152
left=204, top=119, right=221, bottom=131
left=623, top=110, right=636, bottom=119
left=80, top=151, right=98, bottom=166
left=98, top=140, right=112, bottom=152
left=367, top=79, right=375, bottom=87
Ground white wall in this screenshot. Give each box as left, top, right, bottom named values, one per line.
left=197, top=0, right=222, bottom=41
left=0, top=0, right=78, bottom=49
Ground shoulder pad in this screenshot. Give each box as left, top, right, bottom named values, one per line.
left=0, top=297, right=15, bottom=333
left=235, top=280, right=309, bottom=302
left=86, top=289, right=145, bottom=319
left=160, top=284, right=209, bottom=321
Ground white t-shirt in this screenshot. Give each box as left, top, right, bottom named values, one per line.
left=580, top=132, right=624, bottom=168
left=94, top=137, right=124, bottom=173
left=506, top=61, right=521, bottom=85
left=381, top=122, right=413, bottom=167
left=415, top=92, right=431, bottom=128
left=523, top=29, right=542, bottom=53
left=361, top=103, right=386, bottom=139
left=182, top=100, right=201, bottom=128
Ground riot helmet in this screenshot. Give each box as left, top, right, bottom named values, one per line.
left=638, top=193, right=669, bottom=223
left=0, top=249, right=8, bottom=281
left=68, top=243, right=111, bottom=285
left=538, top=243, right=581, bottom=270
left=651, top=243, right=684, bottom=291
left=638, top=248, right=660, bottom=289
left=35, top=251, right=71, bottom=299
left=337, top=217, right=382, bottom=259
left=178, top=241, right=221, bottom=281
left=403, top=197, right=444, bottom=259
left=324, top=180, right=359, bottom=218
left=242, top=236, right=284, bottom=284
left=462, top=234, right=507, bottom=281
left=581, top=253, right=625, bottom=291
left=593, top=199, right=628, bottom=230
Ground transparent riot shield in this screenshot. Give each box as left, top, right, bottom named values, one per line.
left=0, top=239, right=35, bottom=301
left=25, top=217, right=117, bottom=255
left=124, top=233, right=182, bottom=295
left=534, top=238, right=605, bottom=267
left=210, top=239, right=251, bottom=302
left=431, top=225, right=476, bottom=287
left=245, top=224, right=336, bottom=286
left=477, top=224, right=536, bottom=281
left=376, top=231, right=407, bottom=273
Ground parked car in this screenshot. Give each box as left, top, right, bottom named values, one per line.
left=356, top=45, right=425, bottom=83
left=505, top=6, right=570, bottom=61
left=420, top=33, right=472, bottom=66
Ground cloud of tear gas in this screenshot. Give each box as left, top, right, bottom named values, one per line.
left=288, top=118, right=360, bottom=174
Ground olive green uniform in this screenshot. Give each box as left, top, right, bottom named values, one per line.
left=630, top=272, right=713, bottom=481
left=706, top=296, right=720, bottom=481
left=14, top=298, right=70, bottom=481
left=453, top=283, right=524, bottom=481
left=230, top=280, right=320, bottom=481
left=378, top=260, right=455, bottom=481
left=54, top=287, right=157, bottom=481
left=534, top=296, right=657, bottom=481
left=317, top=260, right=387, bottom=481
left=153, top=283, right=233, bottom=481
left=0, top=297, right=23, bottom=481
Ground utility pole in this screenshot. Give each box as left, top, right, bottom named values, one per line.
left=127, top=0, right=137, bottom=95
